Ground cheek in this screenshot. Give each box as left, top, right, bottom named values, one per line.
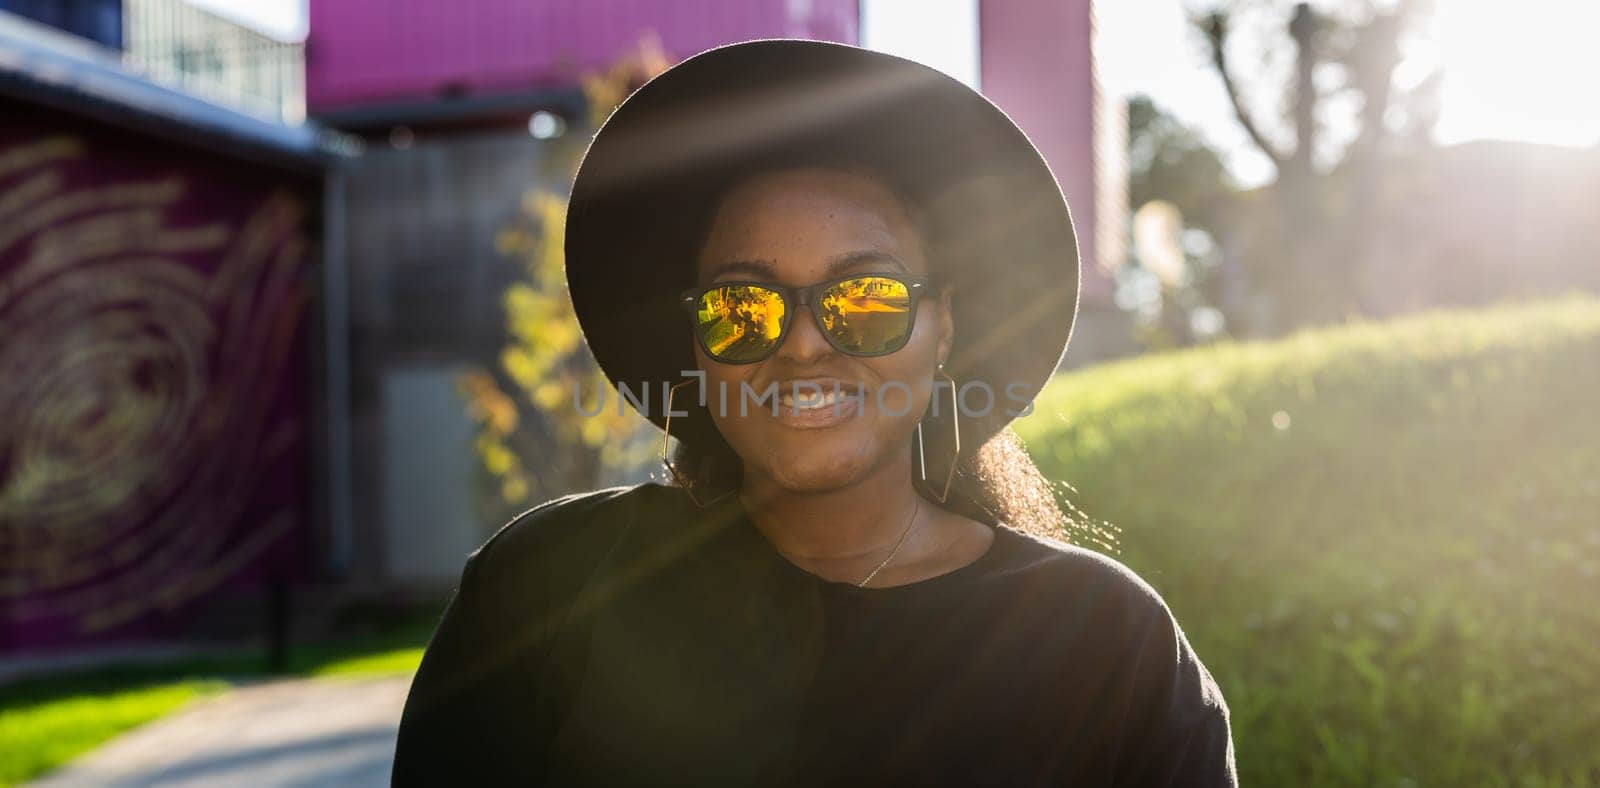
left=692, top=349, right=761, bottom=440
left=692, top=345, right=749, bottom=392
left=869, top=308, right=942, bottom=410
left=884, top=300, right=940, bottom=373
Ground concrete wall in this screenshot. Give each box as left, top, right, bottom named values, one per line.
left=337, top=127, right=581, bottom=586
left=379, top=364, right=481, bottom=584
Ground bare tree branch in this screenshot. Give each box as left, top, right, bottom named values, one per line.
left=1202, top=11, right=1289, bottom=172
left=1286, top=3, right=1319, bottom=180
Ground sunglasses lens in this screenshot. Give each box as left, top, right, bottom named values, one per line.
left=818, top=276, right=914, bottom=354
left=694, top=284, right=786, bottom=362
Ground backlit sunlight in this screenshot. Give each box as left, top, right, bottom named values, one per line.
left=1423, top=0, right=1600, bottom=146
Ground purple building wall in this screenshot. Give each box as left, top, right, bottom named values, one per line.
left=307, top=0, right=861, bottom=112
left=979, top=0, right=1112, bottom=307
left=308, top=0, right=1115, bottom=301
left=0, top=99, right=316, bottom=652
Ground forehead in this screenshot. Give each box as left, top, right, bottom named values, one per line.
left=694, top=166, right=927, bottom=279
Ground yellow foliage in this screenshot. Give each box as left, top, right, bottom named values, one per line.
left=501, top=347, right=537, bottom=391
left=483, top=442, right=513, bottom=476
left=581, top=417, right=608, bottom=447
left=456, top=370, right=518, bottom=434
left=500, top=476, right=528, bottom=504
left=464, top=40, right=673, bottom=510
left=533, top=380, right=567, bottom=410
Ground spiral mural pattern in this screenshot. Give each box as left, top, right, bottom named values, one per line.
left=0, top=111, right=312, bottom=649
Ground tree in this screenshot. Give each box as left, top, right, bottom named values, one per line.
left=1127, top=94, right=1235, bottom=236
left=1120, top=96, right=1235, bottom=349
left=458, top=38, right=671, bottom=526
left=1196, top=0, right=1439, bottom=334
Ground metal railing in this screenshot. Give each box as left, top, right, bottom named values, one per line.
left=121, top=0, right=305, bottom=124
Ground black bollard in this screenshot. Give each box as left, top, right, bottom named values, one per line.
left=266, top=573, right=290, bottom=673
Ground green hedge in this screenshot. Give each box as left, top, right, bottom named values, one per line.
left=1015, top=296, right=1600, bottom=787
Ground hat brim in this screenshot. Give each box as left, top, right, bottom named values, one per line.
left=566, top=38, right=1080, bottom=456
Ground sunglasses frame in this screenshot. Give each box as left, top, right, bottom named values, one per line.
left=679, top=273, right=936, bottom=365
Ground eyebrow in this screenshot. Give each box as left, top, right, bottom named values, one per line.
left=702, top=251, right=910, bottom=283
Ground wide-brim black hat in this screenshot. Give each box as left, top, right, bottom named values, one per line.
left=566, top=38, right=1080, bottom=457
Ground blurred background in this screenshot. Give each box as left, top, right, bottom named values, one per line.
left=0, top=0, right=1596, bottom=785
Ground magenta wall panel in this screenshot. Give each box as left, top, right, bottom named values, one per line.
left=307, top=0, right=861, bottom=112
left=0, top=100, right=314, bottom=651
left=980, top=0, right=1109, bottom=304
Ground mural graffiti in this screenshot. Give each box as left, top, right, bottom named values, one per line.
left=0, top=106, right=313, bottom=650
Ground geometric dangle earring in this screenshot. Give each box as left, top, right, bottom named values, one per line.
left=914, top=363, right=960, bottom=505
left=661, top=378, right=733, bottom=509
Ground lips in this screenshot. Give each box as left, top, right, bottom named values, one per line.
left=770, top=378, right=864, bottom=429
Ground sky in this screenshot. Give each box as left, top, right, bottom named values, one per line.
left=1096, top=0, right=1600, bottom=186
left=196, top=0, right=1600, bottom=188
left=185, top=0, right=306, bottom=40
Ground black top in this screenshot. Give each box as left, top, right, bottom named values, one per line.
left=391, top=483, right=1236, bottom=786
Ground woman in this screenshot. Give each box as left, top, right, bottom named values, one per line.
left=393, top=39, right=1235, bottom=786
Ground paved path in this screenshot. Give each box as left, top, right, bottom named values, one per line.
left=29, top=674, right=414, bottom=788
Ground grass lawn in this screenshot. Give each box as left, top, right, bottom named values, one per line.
left=0, top=680, right=224, bottom=787
left=1015, top=295, right=1600, bottom=785
left=0, top=622, right=432, bottom=786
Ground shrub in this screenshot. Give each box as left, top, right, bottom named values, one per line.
left=1016, top=295, right=1600, bottom=786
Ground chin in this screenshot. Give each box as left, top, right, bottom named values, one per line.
left=760, top=437, right=879, bottom=493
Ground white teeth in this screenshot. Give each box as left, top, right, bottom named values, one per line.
left=779, top=390, right=841, bottom=410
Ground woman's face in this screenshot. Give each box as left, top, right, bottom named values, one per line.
left=692, top=166, right=954, bottom=494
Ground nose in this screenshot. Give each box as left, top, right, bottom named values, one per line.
left=774, top=302, right=835, bottom=364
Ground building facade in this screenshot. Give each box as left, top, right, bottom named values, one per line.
left=0, top=8, right=328, bottom=656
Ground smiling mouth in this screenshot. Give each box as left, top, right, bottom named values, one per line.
left=772, top=381, right=864, bottom=428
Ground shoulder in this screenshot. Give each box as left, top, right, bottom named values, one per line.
left=992, top=527, right=1222, bottom=695
left=461, top=482, right=688, bottom=585
left=1004, top=529, right=1234, bottom=768
left=996, top=526, right=1180, bottom=633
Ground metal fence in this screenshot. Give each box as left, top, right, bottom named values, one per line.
left=121, top=0, right=305, bottom=123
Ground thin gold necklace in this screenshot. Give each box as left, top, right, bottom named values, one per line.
left=857, top=495, right=921, bottom=588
